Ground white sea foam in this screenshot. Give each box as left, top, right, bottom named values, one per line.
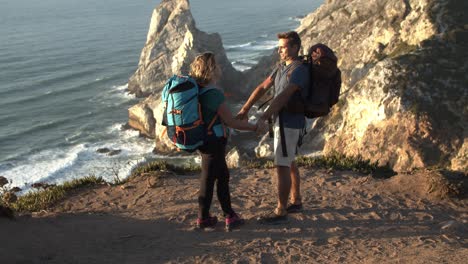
left=225, top=42, right=253, bottom=50
left=1, top=144, right=87, bottom=190
left=0, top=124, right=155, bottom=193
left=232, top=63, right=252, bottom=72
left=89, top=83, right=135, bottom=107
left=112, top=83, right=135, bottom=100
left=114, top=83, right=129, bottom=92
left=65, top=130, right=84, bottom=143
left=250, top=40, right=277, bottom=51
left=232, top=58, right=259, bottom=66
left=289, top=16, right=305, bottom=22
left=225, top=40, right=277, bottom=52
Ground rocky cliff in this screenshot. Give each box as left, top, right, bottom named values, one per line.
left=245, top=0, right=467, bottom=172
left=127, top=0, right=242, bottom=97
left=128, top=0, right=467, bottom=172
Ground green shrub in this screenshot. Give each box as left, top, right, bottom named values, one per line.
left=12, top=176, right=105, bottom=212
left=297, top=151, right=395, bottom=178
left=131, top=160, right=201, bottom=178
left=242, top=158, right=275, bottom=169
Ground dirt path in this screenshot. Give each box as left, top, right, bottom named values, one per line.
left=1, top=168, right=467, bottom=263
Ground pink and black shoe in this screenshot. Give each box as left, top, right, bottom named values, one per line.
left=196, top=216, right=218, bottom=229
left=225, top=212, right=245, bottom=231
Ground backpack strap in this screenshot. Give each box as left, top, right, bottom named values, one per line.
left=206, top=114, right=218, bottom=135
left=206, top=114, right=226, bottom=138
left=279, top=59, right=304, bottom=156
left=286, top=59, right=303, bottom=79
left=258, top=96, right=273, bottom=111
left=278, top=111, right=288, bottom=157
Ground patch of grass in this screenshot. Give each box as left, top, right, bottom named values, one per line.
left=237, top=152, right=395, bottom=178
left=242, top=158, right=275, bottom=169
left=387, top=42, right=418, bottom=58
left=12, top=176, right=105, bottom=213
left=131, top=160, right=201, bottom=178
left=297, top=151, right=396, bottom=178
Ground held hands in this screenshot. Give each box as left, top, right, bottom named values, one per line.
left=236, top=107, right=268, bottom=135
left=235, top=108, right=249, bottom=121
left=255, top=118, right=268, bottom=135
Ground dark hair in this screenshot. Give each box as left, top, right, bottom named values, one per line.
left=277, top=31, right=301, bottom=49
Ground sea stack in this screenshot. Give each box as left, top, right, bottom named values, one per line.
left=127, top=0, right=242, bottom=97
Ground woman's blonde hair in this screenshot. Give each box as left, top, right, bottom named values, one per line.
left=189, top=52, right=220, bottom=87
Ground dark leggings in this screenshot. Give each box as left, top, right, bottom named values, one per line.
left=197, top=138, right=234, bottom=219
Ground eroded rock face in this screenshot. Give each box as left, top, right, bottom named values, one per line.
left=128, top=97, right=157, bottom=138
left=128, top=0, right=242, bottom=97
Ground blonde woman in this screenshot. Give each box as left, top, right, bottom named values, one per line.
left=190, top=52, right=262, bottom=230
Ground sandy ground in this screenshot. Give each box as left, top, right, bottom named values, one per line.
left=0, top=167, right=467, bottom=264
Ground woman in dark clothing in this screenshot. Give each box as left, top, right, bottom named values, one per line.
left=189, top=52, right=263, bottom=230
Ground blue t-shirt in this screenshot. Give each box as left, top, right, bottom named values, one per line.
left=269, top=61, right=310, bottom=128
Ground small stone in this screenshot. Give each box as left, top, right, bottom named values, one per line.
left=0, top=176, right=8, bottom=187
left=96, top=148, right=110, bottom=154
left=107, top=149, right=122, bottom=156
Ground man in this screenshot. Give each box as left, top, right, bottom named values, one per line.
left=236, top=31, right=309, bottom=224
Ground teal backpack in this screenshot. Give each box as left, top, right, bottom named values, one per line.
left=161, top=75, right=226, bottom=152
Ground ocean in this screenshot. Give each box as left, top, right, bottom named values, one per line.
left=0, top=0, right=322, bottom=190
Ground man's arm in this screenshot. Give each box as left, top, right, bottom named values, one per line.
left=236, top=76, right=274, bottom=120
left=259, top=83, right=300, bottom=121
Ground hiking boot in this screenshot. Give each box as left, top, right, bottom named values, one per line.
left=257, top=211, right=288, bottom=225
left=225, top=212, right=245, bottom=231
left=286, top=203, right=303, bottom=213
left=196, top=216, right=218, bottom=229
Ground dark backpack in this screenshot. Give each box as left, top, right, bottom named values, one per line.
left=161, top=75, right=224, bottom=152
left=285, top=43, right=342, bottom=118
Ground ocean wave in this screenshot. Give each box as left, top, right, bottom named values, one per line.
left=113, top=83, right=134, bottom=97
left=0, top=127, right=155, bottom=192
left=224, top=42, right=253, bottom=50
left=0, top=77, right=104, bottom=107
left=225, top=40, right=277, bottom=52
left=65, top=130, right=85, bottom=144
left=0, top=113, right=91, bottom=142
left=0, top=115, right=16, bottom=127
left=251, top=40, right=278, bottom=51
left=0, top=144, right=87, bottom=190
left=232, top=58, right=258, bottom=66
left=105, top=123, right=141, bottom=139
left=88, top=83, right=136, bottom=107
left=289, top=15, right=305, bottom=22
left=231, top=60, right=257, bottom=72
left=231, top=64, right=252, bottom=72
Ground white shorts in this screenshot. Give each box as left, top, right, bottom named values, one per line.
left=273, top=124, right=301, bottom=167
